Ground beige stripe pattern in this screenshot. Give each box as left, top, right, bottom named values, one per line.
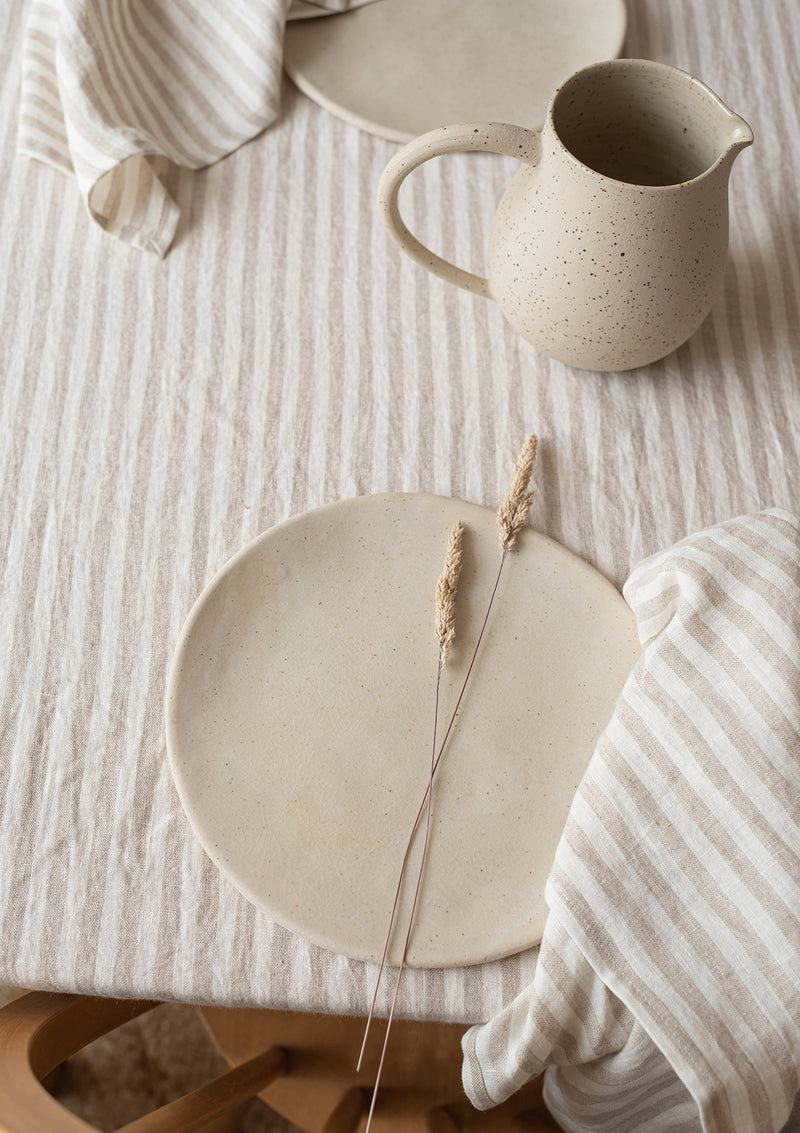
left=1, top=0, right=800, bottom=1102
left=17, top=0, right=373, bottom=255
left=462, top=511, right=800, bottom=1131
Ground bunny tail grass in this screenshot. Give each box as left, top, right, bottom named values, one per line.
left=497, top=433, right=538, bottom=551
left=357, top=522, right=465, bottom=1075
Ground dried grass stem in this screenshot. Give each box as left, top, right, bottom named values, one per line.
left=361, top=437, right=539, bottom=1132
left=358, top=522, right=465, bottom=1084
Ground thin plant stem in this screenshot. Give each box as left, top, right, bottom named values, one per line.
left=357, top=548, right=509, bottom=1070
left=359, top=434, right=537, bottom=1119
left=363, top=651, right=443, bottom=1133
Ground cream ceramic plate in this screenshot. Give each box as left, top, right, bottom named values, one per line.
left=166, top=494, right=639, bottom=967
left=283, top=0, right=627, bottom=142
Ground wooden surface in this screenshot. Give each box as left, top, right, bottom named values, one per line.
left=0, top=993, right=285, bottom=1133
left=0, top=991, right=559, bottom=1132
left=202, top=1006, right=559, bottom=1132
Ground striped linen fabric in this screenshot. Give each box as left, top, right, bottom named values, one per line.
left=2, top=0, right=800, bottom=1078
left=17, top=0, right=375, bottom=256
left=462, top=510, right=800, bottom=1132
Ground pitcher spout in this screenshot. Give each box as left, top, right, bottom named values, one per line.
left=725, top=113, right=754, bottom=155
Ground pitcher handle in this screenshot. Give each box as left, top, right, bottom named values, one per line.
left=377, top=122, right=540, bottom=298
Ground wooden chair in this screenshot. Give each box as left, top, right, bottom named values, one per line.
left=0, top=992, right=558, bottom=1133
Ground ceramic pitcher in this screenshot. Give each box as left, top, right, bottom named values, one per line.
left=377, top=59, right=753, bottom=372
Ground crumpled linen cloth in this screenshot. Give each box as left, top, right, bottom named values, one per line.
left=17, top=0, right=375, bottom=256
left=462, top=510, right=800, bottom=1133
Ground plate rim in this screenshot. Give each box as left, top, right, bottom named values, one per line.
left=165, top=491, right=637, bottom=967
left=283, top=0, right=628, bottom=143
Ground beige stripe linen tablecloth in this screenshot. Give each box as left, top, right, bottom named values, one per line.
left=2, top=0, right=800, bottom=1127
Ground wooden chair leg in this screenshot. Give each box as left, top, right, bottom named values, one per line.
left=0, top=992, right=287, bottom=1133
left=321, top=1087, right=367, bottom=1133
left=202, top=1007, right=560, bottom=1133
left=425, top=1107, right=460, bottom=1133
left=0, top=994, right=559, bottom=1133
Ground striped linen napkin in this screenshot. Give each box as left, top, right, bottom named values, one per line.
left=462, top=510, right=800, bottom=1132
left=17, top=0, right=376, bottom=256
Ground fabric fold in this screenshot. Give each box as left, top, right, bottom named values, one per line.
left=463, top=510, right=800, bottom=1133
left=17, top=0, right=374, bottom=256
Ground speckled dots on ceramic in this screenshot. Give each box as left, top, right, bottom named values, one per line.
left=377, top=59, right=753, bottom=372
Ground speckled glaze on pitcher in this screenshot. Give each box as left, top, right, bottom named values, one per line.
left=377, top=59, right=753, bottom=372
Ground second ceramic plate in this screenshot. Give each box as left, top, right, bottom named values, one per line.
left=166, top=494, right=639, bottom=967
left=284, top=0, right=627, bottom=142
